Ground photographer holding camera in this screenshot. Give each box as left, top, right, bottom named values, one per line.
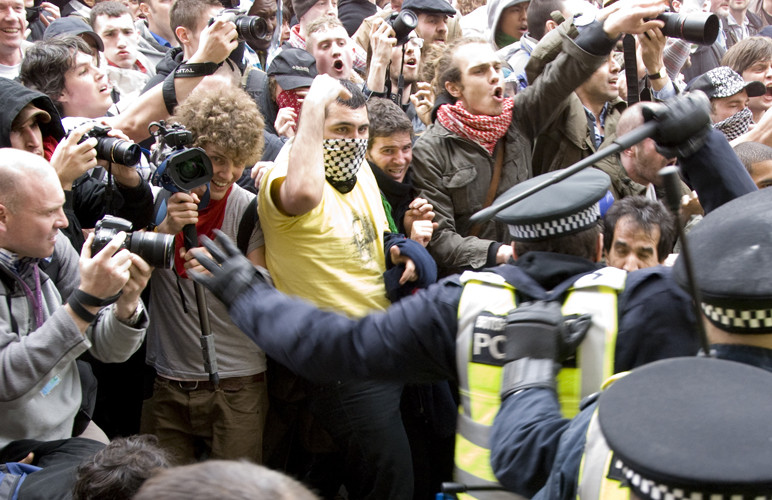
left=0, top=77, right=154, bottom=252
left=0, top=148, right=151, bottom=455
left=142, top=84, right=269, bottom=466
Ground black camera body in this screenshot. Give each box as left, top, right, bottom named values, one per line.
left=149, top=121, right=213, bottom=193
left=655, top=10, right=719, bottom=45
left=92, top=215, right=175, bottom=268
left=79, top=124, right=141, bottom=166
left=209, top=9, right=270, bottom=44
left=386, top=8, right=418, bottom=46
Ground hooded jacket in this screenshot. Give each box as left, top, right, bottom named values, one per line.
left=0, top=79, right=153, bottom=251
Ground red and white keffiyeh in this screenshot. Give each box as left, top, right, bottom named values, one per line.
left=437, top=97, right=514, bottom=155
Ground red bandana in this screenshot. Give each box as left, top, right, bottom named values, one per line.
left=276, top=89, right=303, bottom=132
left=436, top=97, right=514, bottom=155
left=173, top=186, right=232, bottom=278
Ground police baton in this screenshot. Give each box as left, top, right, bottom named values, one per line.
left=469, top=93, right=709, bottom=224
left=658, top=167, right=712, bottom=357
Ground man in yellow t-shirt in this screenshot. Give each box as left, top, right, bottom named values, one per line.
left=257, top=74, right=417, bottom=499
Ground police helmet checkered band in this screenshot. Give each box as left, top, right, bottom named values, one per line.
left=619, top=463, right=772, bottom=500
left=323, top=138, right=368, bottom=183
left=701, top=303, right=772, bottom=333
left=508, top=203, right=600, bottom=241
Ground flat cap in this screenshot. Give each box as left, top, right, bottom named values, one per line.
left=599, top=357, right=772, bottom=500
left=673, top=188, right=772, bottom=333
left=492, top=168, right=610, bottom=241
left=401, top=0, right=456, bottom=16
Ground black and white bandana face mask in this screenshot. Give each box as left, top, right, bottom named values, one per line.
left=714, top=107, right=753, bottom=141
left=323, top=138, right=368, bottom=193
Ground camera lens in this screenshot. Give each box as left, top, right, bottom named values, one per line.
left=390, top=9, right=418, bottom=44
left=235, top=15, right=270, bottom=42
left=126, top=231, right=175, bottom=269
left=657, top=11, right=719, bottom=45
left=95, top=137, right=141, bottom=166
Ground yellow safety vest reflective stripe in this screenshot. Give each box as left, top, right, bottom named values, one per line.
left=454, top=267, right=626, bottom=499
left=577, top=374, right=631, bottom=500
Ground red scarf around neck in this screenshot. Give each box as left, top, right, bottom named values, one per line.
left=436, top=97, right=514, bottom=155
left=174, top=186, right=232, bottom=278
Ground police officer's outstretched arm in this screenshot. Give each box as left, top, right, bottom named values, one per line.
left=191, top=230, right=462, bottom=384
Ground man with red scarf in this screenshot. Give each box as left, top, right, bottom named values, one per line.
left=411, top=0, right=670, bottom=277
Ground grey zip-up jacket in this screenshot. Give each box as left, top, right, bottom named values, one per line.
left=0, top=236, right=147, bottom=449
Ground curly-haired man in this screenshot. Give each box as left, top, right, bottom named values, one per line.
left=141, top=82, right=268, bottom=465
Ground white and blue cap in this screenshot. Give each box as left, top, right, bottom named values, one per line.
left=492, top=168, right=611, bottom=242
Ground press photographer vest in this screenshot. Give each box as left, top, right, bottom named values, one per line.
left=453, top=266, right=627, bottom=499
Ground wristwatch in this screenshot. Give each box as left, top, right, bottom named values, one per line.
left=647, top=67, right=667, bottom=80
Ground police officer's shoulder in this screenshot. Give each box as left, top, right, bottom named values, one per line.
left=673, top=189, right=772, bottom=334
left=598, top=356, right=772, bottom=499
left=491, top=168, right=610, bottom=242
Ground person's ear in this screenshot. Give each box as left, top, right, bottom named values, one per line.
left=175, top=26, right=190, bottom=46
left=544, top=19, right=558, bottom=33
left=139, top=2, right=151, bottom=17
left=595, top=233, right=603, bottom=263
left=445, top=80, right=462, bottom=99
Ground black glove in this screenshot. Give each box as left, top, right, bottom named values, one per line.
left=190, top=229, right=268, bottom=308
left=642, top=91, right=712, bottom=159
left=499, top=300, right=592, bottom=399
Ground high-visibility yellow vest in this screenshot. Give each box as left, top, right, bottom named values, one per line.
left=453, top=267, right=626, bottom=499
left=576, top=373, right=632, bottom=500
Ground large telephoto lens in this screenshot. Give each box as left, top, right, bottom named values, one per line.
left=657, top=11, right=719, bottom=45
left=126, top=231, right=175, bottom=268
left=235, top=15, right=269, bottom=41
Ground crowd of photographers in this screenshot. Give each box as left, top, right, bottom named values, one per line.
left=1, top=0, right=772, bottom=497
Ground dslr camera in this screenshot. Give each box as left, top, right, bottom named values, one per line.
left=386, top=8, right=418, bottom=45
left=92, top=215, right=175, bottom=268
left=209, top=9, right=271, bottom=45
left=655, top=10, right=719, bottom=45
left=79, top=125, right=141, bottom=166
left=149, top=121, right=213, bottom=193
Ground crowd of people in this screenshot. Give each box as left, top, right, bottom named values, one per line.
left=1, top=0, right=772, bottom=497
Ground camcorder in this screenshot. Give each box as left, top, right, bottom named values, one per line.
left=655, top=10, right=719, bottom=45
left=78, top=124, right=141, bottom=166
left=386, top=8, right=418, bottom=45
left=209, top=9, right=271, bottom=44
left=91, top=215, right=175, bottom=268
left=149, top=121, right=213, bottom=193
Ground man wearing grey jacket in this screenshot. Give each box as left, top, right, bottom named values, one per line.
left=0, top=149, right=150, bottom=450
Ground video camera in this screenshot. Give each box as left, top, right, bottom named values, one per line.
left=92, top=215, right=175, bottom=268
left=209, top=9, right=271, bottom=45
left=149, top=121, right=213, bottom=193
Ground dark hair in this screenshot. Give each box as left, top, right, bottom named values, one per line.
left=335, top=78, right=367, bottom=109
left=90, top=0, right=132, bottom=27
left=527, top=0, right=565, bottom=41
left=20, top=36, right=93, bottom=115
left=433, top=36, right=487, bottom=99
left=722, top=36, right=772, bottom=75
left=366, top=98, right=413, bottom=149
left=602, top=196, right=675, bottom=261
left=72, top=435, right=170, bottom=500
left=169, top=0, right=222, bottom=44
left=733, top=141, right=772, bottom=176
left=515, top=222, right=602, bottom=261
left=133, top=460, right=320, bottom=500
